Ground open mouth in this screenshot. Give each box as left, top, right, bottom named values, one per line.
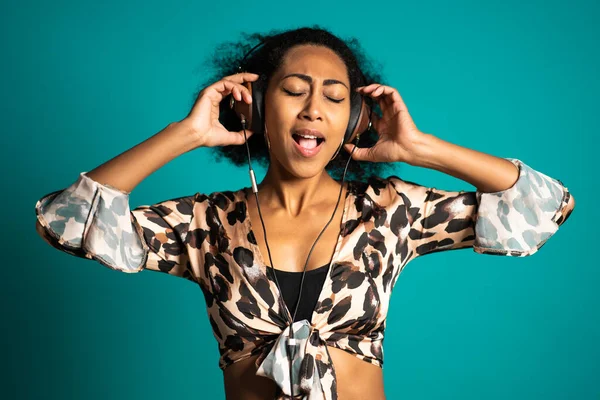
left=292, top=133, right=325, bottom=149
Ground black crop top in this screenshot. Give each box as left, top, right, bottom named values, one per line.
left=266, top=263, right=329, bottom=322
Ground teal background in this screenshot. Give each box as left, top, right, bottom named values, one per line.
left=2, top=0, right=597, bottom=398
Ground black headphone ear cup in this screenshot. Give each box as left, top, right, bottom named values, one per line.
left=233, top=78, right=265, bottom=135
left=345, top=91, right=371, bottom=144
left=232, top=82, right=251, bottom=128
left=251, top=76, right=265, bottom=134
left=344, top=90, right=361, bottom=143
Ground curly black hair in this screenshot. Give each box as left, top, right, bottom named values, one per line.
left=193, top=24, right=396, bottom=182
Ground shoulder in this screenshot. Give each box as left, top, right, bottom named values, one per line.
left=187, top=187, right=249, bottom=254
left=191, top=187, right=248, bottom=223
left=350, top=174, right=430, bottom=209
left=132, top=194, right=196, bottom=225
left=135, top=185, right=246, bottom=224
left=194, top=186, right=246, bottom=207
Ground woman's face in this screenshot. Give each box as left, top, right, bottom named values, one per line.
left=264, top=44, right=351, bottom=179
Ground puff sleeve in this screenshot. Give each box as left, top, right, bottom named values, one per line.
left=35, top=172, right=196, bottom=281
left=393, top=158, right=575, bottom=261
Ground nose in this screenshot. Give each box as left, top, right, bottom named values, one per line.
left=299, top=91, right=323, bottom=121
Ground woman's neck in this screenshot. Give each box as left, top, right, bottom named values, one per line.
left=257, top=166, right=342, bottom=218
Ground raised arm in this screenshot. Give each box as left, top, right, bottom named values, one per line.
left=403, top=133, right=575, bottom=259
left=34, top=121, right=201, bottom=279
left=341, top=82, right=575, bottom=262
left=388, top=158, right=575, bottom=263
left=33, top=72, right=260, bottom=278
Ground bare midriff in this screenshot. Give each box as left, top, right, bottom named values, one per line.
left=222, top=345, right=386, bottom=400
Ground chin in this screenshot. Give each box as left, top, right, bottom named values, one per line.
left=287, top=163, right=327, bottom=179
left=275, top=155, right=330, bottom=180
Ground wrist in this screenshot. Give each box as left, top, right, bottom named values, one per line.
left=406, top=132, right=439, bottom=168
left=169, top=120, right=205, bottom=149
left=160, top=120, right=204, bottom=153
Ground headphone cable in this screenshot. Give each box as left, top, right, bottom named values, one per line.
left=242, top=118, right=360, bottom=397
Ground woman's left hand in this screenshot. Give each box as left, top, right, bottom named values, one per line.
left=343, top=84, right=427, bottom=164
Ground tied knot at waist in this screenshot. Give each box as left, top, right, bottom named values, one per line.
left=255, top=319, right=337, bottom=400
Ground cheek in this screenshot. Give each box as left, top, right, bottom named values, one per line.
left=330, top=109, right=352, bottom=141
left=265, top=110, right=294, bottom=137
left=265, top=105, right=299, bottom=136
left=265, top=95, right=289, bottom=119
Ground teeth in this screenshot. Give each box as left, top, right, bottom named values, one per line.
left=297, top=134, right=319, bottom=139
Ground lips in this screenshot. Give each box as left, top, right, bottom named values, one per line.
left=291, top=128, right=326, bottom=158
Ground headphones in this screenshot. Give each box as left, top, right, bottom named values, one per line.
left=229, top=39, right=373, bottom=159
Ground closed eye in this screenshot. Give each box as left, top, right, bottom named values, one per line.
left=283, top=88, right=344, bottom=103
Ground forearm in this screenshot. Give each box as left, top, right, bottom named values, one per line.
left=85, top=120, right=199, bottom=193
left=409, top=133, right=520, bottom=193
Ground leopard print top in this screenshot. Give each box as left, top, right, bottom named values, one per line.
left=34, top=158, right=575, bottom=400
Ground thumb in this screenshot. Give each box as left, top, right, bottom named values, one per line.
left=344, top=143, right=375, bottom=162
left=233, top=129, right=254, bottom=144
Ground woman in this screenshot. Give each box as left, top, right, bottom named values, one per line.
left=34, top=26, right=575, bottom=400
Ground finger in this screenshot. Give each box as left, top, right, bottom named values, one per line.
left=361, top=85, right=394, bottom=105
left=361, top=85, right=409, bottom=118
left=224, top=72, right=260, bottom=83
left=223, top=78, right=253, bottom=103
left=361, top=89, right=387, bottom=115
left=232, top=86, right=241, bottom=101
left=358, top=83, right=381, bottom=92
left=377, top=86, right=408, bottom=111
left=213, top=80, right=248, bottom=103
left=343, top=143, right=376, bottom=162
left=359, top=84, right=395, bottom=98
left=373, top=85, right=385, bottom=96
left=358, top=85, right=389, bottom=113
left=391, top=88, right=409, bottom=113
left=201, top=80, right=234, bottom=106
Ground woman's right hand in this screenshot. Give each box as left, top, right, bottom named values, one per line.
left=181, top=72, right=259, bottom=148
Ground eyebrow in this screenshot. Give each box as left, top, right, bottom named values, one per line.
left=282, top=73, right=349, bottom=89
